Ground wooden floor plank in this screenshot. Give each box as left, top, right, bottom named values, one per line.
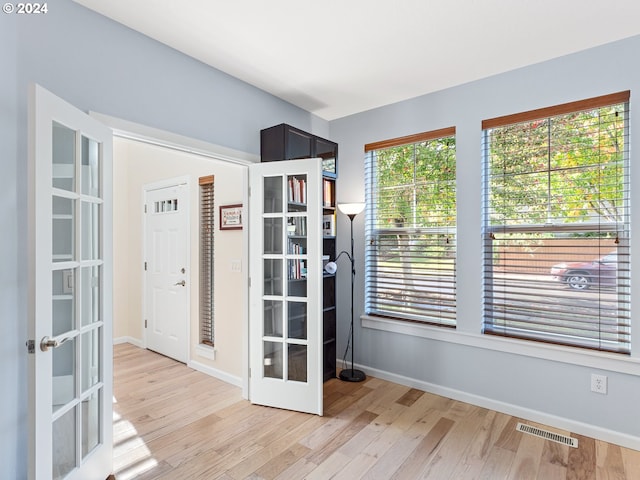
left=112, top=344, right=640, bottom=480
left=537, top=439, right=570, bottom=480
left=477, top=445, right=517, bottom=480
left=446, top=409, right=513, bottom=479
left=250, top=442, right=311, bottom=480
left=389, top=416, right=455, bottom=479
left=305, top=410, right=379, bottom=465
left=396, top=388, right=425, bottom=407
left=507, top=427, right=546, bottom=479
left=337, top=401, right=408, bottom=459
left=360, top=409, right=444, bottom=480
left=419, top=405, right=489, bottom=479
left=596, top=440, right=627, bottom=480
left=567, top=434, right=597, bottom=480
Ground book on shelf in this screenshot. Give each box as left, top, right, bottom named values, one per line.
left=288, top=176, right=306, bottom=204
left=287, top=217, right=307, bottom=236
left=288, top=239, right=306, bottom=255
left=323, top=179, right=334, bottom=207
left=322, top=214, right=336, bottom=236
left=289, top=259, right=307, bottom=280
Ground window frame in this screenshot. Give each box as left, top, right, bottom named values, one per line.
left=364, top=127, right=457, bottom=327
left=481, top=91, right=631, bottom=354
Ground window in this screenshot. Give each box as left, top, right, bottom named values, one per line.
left=482, top=92, right=630, bottom=353
left=365, top=128, right=456, bottom=326
left=199, top=175, right=215, bottom=346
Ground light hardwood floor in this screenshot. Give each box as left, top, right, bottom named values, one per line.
left=113, top=343, right=640, bottom=479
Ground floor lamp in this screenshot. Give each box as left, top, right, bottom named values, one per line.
left=325, top=202, right=366, bottom=382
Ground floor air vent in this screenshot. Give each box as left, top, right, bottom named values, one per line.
left=516, top=422, right=578, bottom=448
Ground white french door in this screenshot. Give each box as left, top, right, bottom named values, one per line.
left=248, top=158, right=323, bottom=415
left=144, top=181, right=189, bottom=363
left=28, top=84, right=113, bottom=480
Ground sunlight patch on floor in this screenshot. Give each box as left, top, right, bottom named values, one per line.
left=113, top=398, right=158, bottom=479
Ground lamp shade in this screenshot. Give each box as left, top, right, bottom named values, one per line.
left=324, top=261, right=338, bottom=275
left=337, top=202, right=365, bottom=216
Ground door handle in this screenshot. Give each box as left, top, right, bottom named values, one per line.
left=174, top=280, right=186, bottom=286
left=40, top=336, right=71, bottom=352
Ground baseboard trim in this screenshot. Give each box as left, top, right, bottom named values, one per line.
left=188, top=359, right=242, bottom=388
left=354, top=361, right=640, bottom=451
left=113, top=336, right=143, bottom=348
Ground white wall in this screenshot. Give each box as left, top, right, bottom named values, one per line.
left=330, top=35, right=640, bottom=449
left=113, top=137, right=246, bottom=379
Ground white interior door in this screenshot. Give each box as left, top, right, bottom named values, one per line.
left=144, top=181, right=189, bottom=363
left=28, top=84, right=113, bottom=480
left=248, top=158, right=323, bottom=415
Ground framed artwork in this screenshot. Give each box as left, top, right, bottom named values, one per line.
left=220, top=204, right=243, bottom=230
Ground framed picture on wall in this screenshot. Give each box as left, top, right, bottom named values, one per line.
left=220, top=204, right=243, bottom=230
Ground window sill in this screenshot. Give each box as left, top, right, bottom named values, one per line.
left=361, top=314, right=640, bottom=376
left=195, top=344, right=216, bottom=361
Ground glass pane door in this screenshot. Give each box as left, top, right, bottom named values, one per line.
left=29, top=84, right=112, bottom=480
left=249, top=159, right=322, bottom=415
left=263, top=174, right=309, bottom=382
left=51, top=124, right=106, bottom=479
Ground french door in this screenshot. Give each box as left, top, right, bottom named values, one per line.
left=248, top=158, right=323, bottom=415
left=28, top=84, right=113, bottom=479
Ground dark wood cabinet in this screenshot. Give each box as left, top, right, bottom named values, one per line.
left=260, top=123, right=337, bottom=177
left=260, top=123, right=338, bottom=382
left=321, top=231, right=336, bottom=381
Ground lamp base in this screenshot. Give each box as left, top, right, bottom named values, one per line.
left=338, top=368, right=366, bottom=382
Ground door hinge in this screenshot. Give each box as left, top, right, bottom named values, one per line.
left=144, top=261, right=147, bottom=271
left=144, top=204, right=147, bottom=214
left=248, top=277, right=251, bottom=287
left=26, top=340, right=35, bottom=354
left=145, top=319, right=148, bottom=328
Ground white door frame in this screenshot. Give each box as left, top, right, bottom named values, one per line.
left=142, top=175, right=191, bottom=361
left=89, top=112, right=254, bottom=398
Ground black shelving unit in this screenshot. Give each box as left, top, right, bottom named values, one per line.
left=261, top=124, right=338, bottom=382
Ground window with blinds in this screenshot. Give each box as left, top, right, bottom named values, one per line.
left=482, top=91, right=630, bottom=353
left=199, top=175, right=215, bottom=346
left=364, top=127, right=456, bottom=326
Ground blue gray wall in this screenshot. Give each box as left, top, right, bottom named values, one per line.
left=1, top=11, right=22, bottom=479
left=2, top=1, right=326, bottom=477
left=330, top=35, right=640, bottom=446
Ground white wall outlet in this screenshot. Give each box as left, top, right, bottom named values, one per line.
left=231, top=259, right=242, bottom=272
left=591, top=373, right=608, bottom=394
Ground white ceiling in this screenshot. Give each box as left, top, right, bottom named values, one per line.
left=74, top=0, right=640, bottom=121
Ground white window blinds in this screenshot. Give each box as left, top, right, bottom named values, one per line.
left=365, top=128, right=456, bottom=326
left=482, top=92, right=630, bottom=353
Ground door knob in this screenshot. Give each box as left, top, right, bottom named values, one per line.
left=174, top=280, right=186, bottom=286
left=40, top=336, right=71, bottom=352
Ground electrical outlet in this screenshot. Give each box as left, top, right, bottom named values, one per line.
left=591, top=373, right=608, bottom=394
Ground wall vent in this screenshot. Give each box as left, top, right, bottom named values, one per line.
left=516, top=422, right=578, bottom=448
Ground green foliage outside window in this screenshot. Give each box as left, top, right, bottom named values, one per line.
left=374, top=137, right=456, bottom=229
left=487, top=106, right=625, bottom=226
